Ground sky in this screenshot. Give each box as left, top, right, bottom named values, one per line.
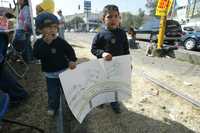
left=31, top=0, right=147, bottom=16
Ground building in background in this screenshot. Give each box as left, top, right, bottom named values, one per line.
left=170, top=0, right=200, bottom=31
left=170, top=0, right=190, bottom=24
left=64, top=0, right=101, bottom=32
left=64, top=12, right=100, bottom=31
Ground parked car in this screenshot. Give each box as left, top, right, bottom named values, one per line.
left=181, top=27, right=200, bottom=50
left=135, top=18, right=182, bottom=45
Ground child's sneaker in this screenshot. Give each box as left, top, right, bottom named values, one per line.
left=47, top=110, right=55, bottom=116
left=112, top=106, right=121, bottom=114
left=111, top=102, right=121, bottom=114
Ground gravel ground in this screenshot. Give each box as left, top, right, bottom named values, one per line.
left=1, top=33, right=200, bottom=133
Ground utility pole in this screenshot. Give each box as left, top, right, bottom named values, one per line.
left=170, top=0, right=176, bottom=19
left=156, top=0, right=172, bottom=49
left=84, top=0, right=91, bottom=32
left=192, top=0, right=197, bottom=17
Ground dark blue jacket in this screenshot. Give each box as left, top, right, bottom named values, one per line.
left=33, top=37, right=77, bottom=72
left=0, top=34, right=8, bottom=69
left=91, top=28, right=130, bottom=58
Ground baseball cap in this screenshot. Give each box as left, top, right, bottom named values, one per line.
left=35, top=12, right=59, bottom=29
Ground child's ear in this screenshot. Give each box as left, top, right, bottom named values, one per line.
left=101, top=16, right=105, bottom=23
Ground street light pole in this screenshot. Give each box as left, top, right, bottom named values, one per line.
left=192, top=0, right=197, bottom=17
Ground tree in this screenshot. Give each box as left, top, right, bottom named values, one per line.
left=138, top=8, right=145, bottom=18
left=145, top=0, right=157, bottom=16
left=66, top=16, right=84, bottom=30
left=121, top=12, right=135, bottom=28
left=121, top=9, right=145, bottom=29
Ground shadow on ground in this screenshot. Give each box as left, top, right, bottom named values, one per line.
left=71, top=44, right=85, bottom=48
left=77, top=58, right=90, bottom=64
left=68, top=103, right=195, bottom=133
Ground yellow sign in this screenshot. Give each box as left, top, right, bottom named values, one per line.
left=167, top=0, right=173, bottom=14
left=156, top=0, right=173, bottom=16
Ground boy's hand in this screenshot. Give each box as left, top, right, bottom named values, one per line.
left=102, top=52, right=112, bottom=61
left=43, top=34, right=56, bottom=44
left=69, top=61, right=76, bottom=69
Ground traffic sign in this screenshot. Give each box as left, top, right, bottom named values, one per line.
left=156, top=0, right=173, bottom=16
left=84, top=1, right=91, bottom=10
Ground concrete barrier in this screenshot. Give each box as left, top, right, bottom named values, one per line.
left=137, top=41, right=200, bottom=65
left=175, top=49, right=200, bottom=65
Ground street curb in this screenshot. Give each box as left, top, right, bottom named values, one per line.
left=137, top=41, right=200, bottom=65
left=175, top=49, right=200, bottom=65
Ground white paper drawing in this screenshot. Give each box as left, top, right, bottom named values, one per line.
left=59, top=55, right=132, bottom=123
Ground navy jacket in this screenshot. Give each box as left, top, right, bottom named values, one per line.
left=0, top=34, right=9, bottom=70
left=33, top=37, right=77, bottom=72
left=91, top=28, right=130, bottom=58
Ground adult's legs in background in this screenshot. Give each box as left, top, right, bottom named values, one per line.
left=22, top=34, right=34, bottom=63
left=58, top=28, right=65, bottom=40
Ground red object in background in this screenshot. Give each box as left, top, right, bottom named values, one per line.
left=0, top=16, right=8, bottom=30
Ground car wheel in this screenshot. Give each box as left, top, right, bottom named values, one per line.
left=184, top=38, right=196, bottom=50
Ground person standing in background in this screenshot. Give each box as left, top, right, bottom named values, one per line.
left=13, top=0, right=33, bottom=63
left=57, top=10, right=65, bottom=39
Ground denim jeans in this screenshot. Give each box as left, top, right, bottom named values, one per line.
left=46, top=77, right=62, bottom=112
left=13, top=31, right=33, bottom=63
left=59, top=27, right=65, bottom=39
left=22, top=34, right=34, bottom=63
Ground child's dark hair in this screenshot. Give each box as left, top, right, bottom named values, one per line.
left=102, top=4, right=119, bottom=18
left=20, top=0, right=29, bottom=9
left=128, top=27, right=134, bottom=34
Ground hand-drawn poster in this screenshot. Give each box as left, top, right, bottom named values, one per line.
left=59, top=55, right=132, bottom=123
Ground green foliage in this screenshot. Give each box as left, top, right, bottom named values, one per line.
left=145, top=0, right=158, bottom=16
left=65, top=16, right=84, bottom=29
left=121, top=8, right=145, bottom=29
left=71, top=16, right=84, bottom=25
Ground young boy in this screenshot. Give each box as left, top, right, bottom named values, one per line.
left=91, top=5, right=130, bottom=113
left=33, top=12, right=77, bottom=115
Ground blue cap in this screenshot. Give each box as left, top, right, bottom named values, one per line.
left=35, top=12, right=59, bottom=29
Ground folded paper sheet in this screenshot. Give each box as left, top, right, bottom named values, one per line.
left=59, top=55, right=132, bottom=123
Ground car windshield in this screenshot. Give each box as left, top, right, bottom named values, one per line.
left=139, top=18, right=160, bottom=31
left=139, top=18, right=181, bottom=32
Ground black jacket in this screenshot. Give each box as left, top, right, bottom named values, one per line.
left=33, top=37, right=77, bottom=72
left=91, top=28, right=130, bottom=58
